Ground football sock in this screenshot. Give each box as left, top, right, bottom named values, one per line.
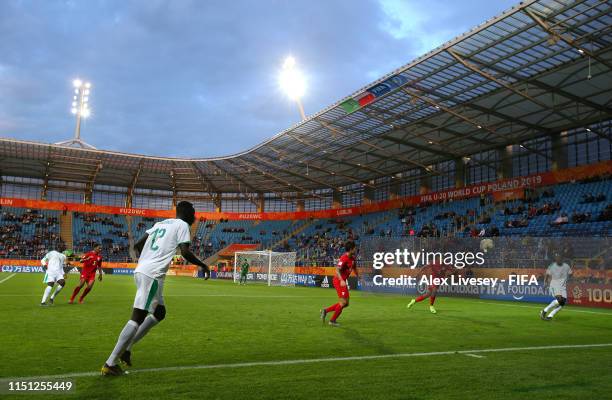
left=127, top=315, right=159, bottom=351
left=325, top=304, right=338, bottom=313
left=430, top=296, right=436, bottom=305
left=41, top=286, right=53, bottom=303
left=79, top=287, right=92, bottom=301
left=415, top=294, right=428, bottom=303
left=330, top=304, right=344, bottom=321
left=50, top=285, right=63, bottom=300
left=543, top=299, right=559, bottom=313
left=70, top=286, right=82, bottom=302
left=548, top=305, right=563, bottom=318
left=106, top=320, right=139, bottom=366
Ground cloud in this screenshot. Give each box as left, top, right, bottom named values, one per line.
left=0, top=0, right=518, bottom=158
left=378, top=0, right=459, bottom=54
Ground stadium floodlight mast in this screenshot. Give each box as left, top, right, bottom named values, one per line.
left=279, top=56, right=306, bottom=120
left=55, top=78, right=96, bottom=149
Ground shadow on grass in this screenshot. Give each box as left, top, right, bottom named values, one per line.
left=341, top=327, right=396, bottom=355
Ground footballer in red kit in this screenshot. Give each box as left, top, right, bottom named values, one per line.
left=69, top=244, right=103, bottom=304
left=320, top=241, right=358, bottom=326
left=407, top=262, right=455, bottom=314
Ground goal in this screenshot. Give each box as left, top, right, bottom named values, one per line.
left=233, top=250, right=297, bottom=286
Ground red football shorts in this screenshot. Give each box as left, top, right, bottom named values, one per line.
left=81, top=271, right=96, bottom=283
left=333, top=277, right=350, bottom=299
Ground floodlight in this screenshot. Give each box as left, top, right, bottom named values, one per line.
left=279, top=56, right=306, bottom=100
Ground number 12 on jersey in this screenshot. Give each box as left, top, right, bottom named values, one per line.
left=150, top=228, right=166, bottom=250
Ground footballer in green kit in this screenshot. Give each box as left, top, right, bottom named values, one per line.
left=239, top=258, right=250, bottom=285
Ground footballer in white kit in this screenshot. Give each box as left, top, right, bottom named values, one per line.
left=102, top=201, right=210, bottom=376
left=40, top=249, right=72, bottom=306
left=131, top=217, right=190, bottom=312
left=540, top=253, right=573, bottom=321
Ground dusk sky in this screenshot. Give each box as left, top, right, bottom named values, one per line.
left=1, top=0, right=519, bottom=158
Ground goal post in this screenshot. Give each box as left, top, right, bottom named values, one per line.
left=233, top=250, right=297, bottom=286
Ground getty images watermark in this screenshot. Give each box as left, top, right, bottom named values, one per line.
left=370, top=249, right=539, bottom=288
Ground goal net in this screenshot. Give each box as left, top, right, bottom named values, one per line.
left=233, top=250, right=297, bottom=286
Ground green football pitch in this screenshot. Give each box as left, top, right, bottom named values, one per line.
left=1, top=271, right=611, bottom=400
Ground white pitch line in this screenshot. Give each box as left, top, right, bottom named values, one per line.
left=1, top=343, right=610, bottom=382
left=464, top=353, right=485, bottom=358
left=476, top=301, right=612, bottom=316
left=0, top=273, right=16, bottom=284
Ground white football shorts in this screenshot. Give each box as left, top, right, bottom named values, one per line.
left=549, top=284, right=567, bottom=299
left=44, top=269, right=65, bottom=283
left=133, top=272, right=165, bottom=312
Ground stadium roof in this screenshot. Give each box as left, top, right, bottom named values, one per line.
left=1, top=0, right=611, bottom=199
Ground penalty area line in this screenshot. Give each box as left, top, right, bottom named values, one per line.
left=0, top=273, right=16, bottom=284
left=2, top=343, right=611, bottom=382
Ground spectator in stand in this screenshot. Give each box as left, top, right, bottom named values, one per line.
left=478, top=214, right=491, bottom=224
left=528, top=205, right=537, bottom=219
left=550, top=213, right=569, bottom=226
left=598, top=205, right=612, bottom=221
left=542, top=188, right=555, bottom=198
left=469, top=226, right=479, bottom=237
left=571, top=211, right=591, bottom=224
left=581, top=193, right=595, bottom=203
left=0, top=210, right=63, bottom=259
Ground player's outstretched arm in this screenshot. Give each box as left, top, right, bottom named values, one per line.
left=543, top=271, right=552, bottom=288
left=336, top=265, right=346, bottom=286
left=133, top=234, right=149, bottom=256
left=97, top=262, right=103, bottom=282
left=567, top=265, right=574, bottom=282
left=178, top=243, right=210, bottom=280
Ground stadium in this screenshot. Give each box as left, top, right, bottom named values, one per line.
left=0, top=0, right=611, bottom=399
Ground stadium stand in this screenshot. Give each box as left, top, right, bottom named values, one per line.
left=0, top=174, right=610, bottom=264
left=0, top=207, right=63, bottom=259
left=275, top=176, right=612, bottom=265
left=131, top=216, right=162, bottom=240
left=72, top=212, right=130, bottom=261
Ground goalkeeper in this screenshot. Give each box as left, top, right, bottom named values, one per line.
left=239, top=258, right=250, bottom=285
